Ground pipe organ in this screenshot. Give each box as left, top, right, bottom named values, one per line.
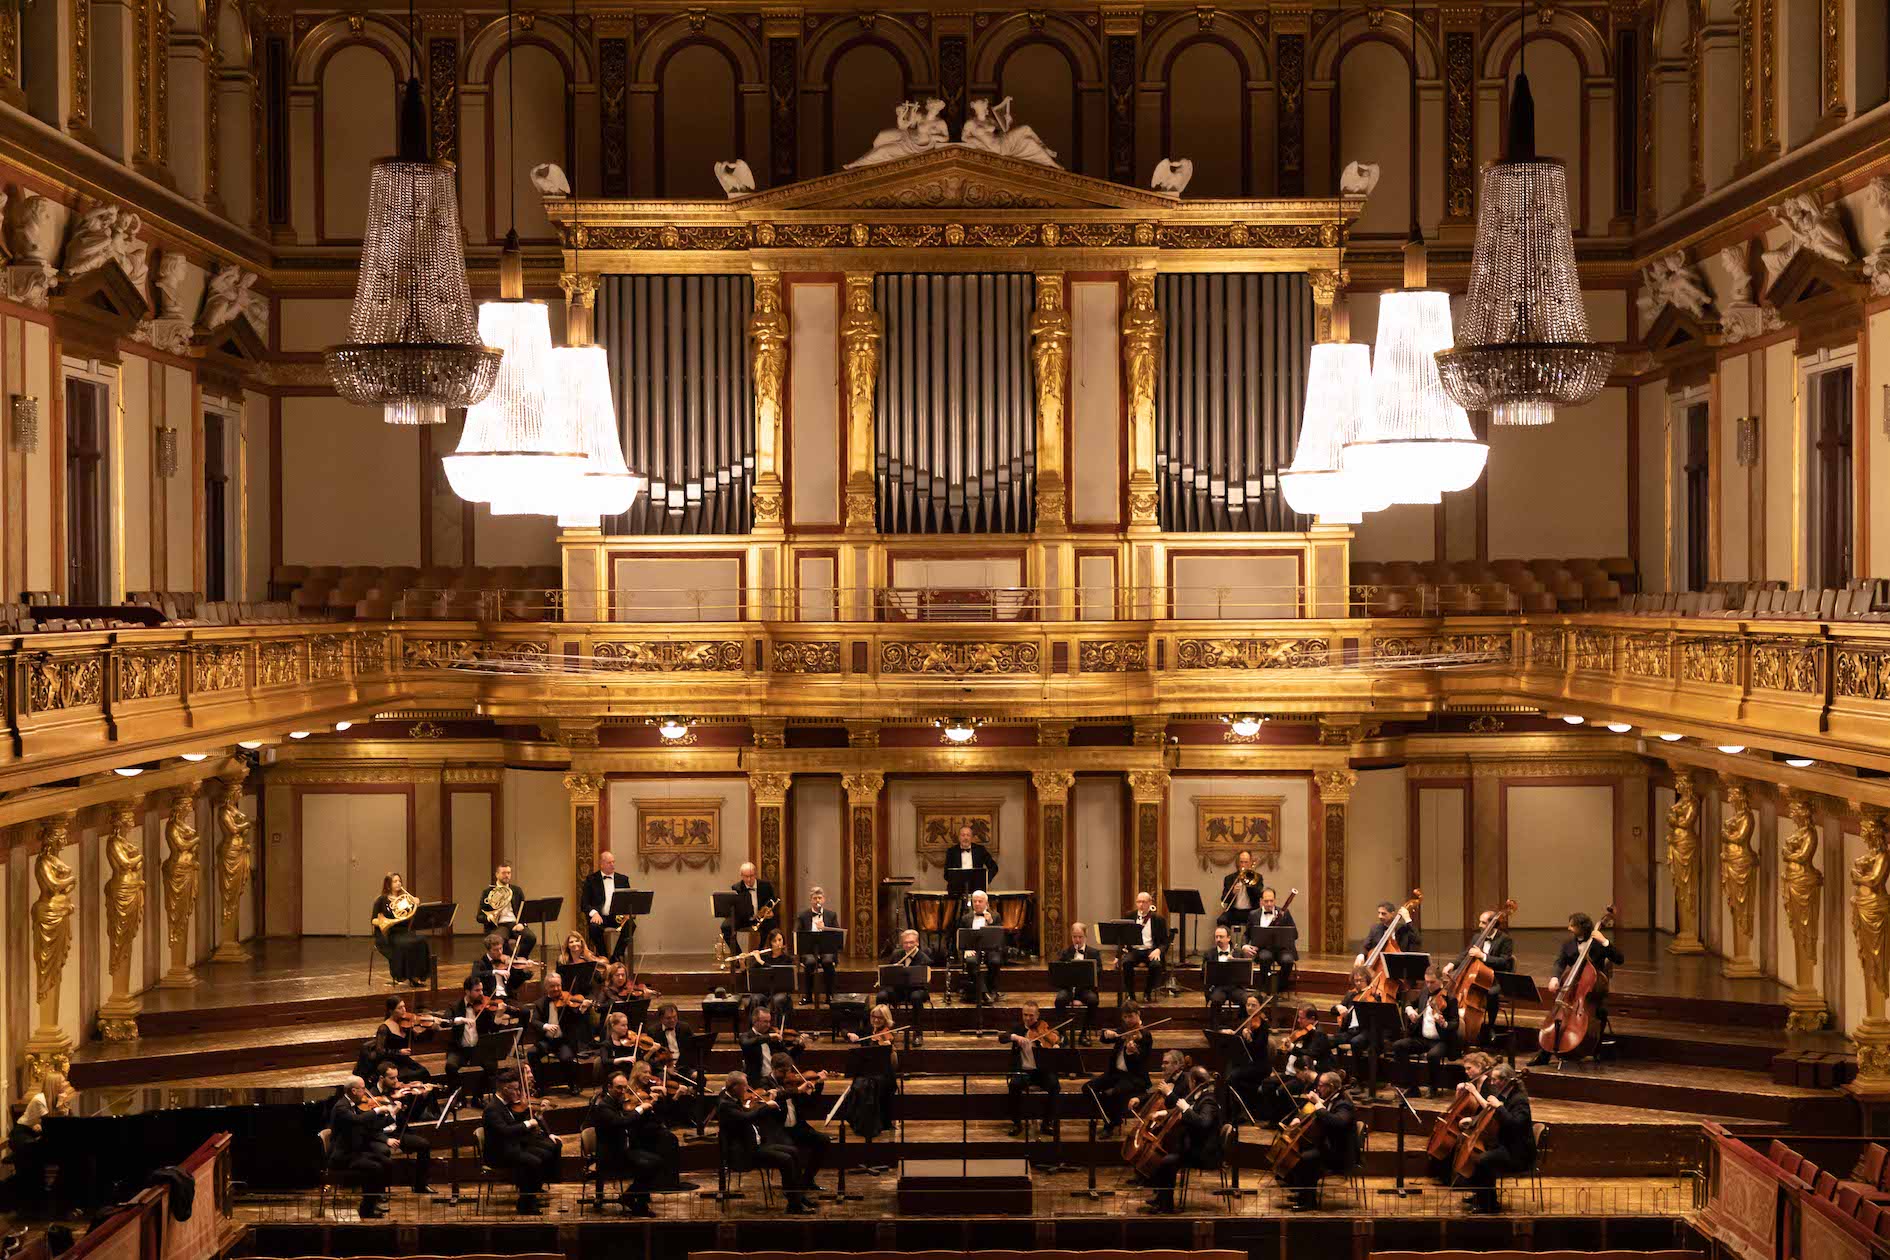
left=596, top=274, right=756, bottom=535
left=1155, top=273, right=1315, bottom=533
left=874, top=273, right=1037, bottom=535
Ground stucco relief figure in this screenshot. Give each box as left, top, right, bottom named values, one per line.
left=216, top=780, right=253, bottom=936
left=1717, top=245, right=1782, bottom=341
left=112, top=211, right=149, bottom=294
left=13, top=192, right=58, bottom=264
left=105, top=805, right=147, bottom=975
left=714, top=159, right=755, bottom=197
left=1720, top=781, right=1758, bottom=939
left=1149, top=158, right=1194, bottom=196
left=1864, top=177, right=1890, bottom=296
left=1339, top=161, right=1382, bottom=198
left=1121, top=275, right=1162, bottom=424
left=63, top=203, right=118, bottom=276
left=529, top=163, right=570, bottom=197
left=962, top=97, right=1060, bottom=168
left=163, top=792, right=202, bottom=947
left=1666, top=777, right=1699, bottom=936
left=846, top=100, right=948, bottom=168
left=1638, top=251, right=1714, bottom=325
left=154, top=253, right=190, bottom=320
left=203, top=263, right=256, bottom=330
left=1854, top=809, right=1890, bottom=1019
left=32, top=826, right=77, bottom=1001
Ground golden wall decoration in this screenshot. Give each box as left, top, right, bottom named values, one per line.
left=1834, top=646, right=1890, bottom=699
left=592, top=640, right=745, bottom=672
left=772, top=642, right=842, bottom=673
left=309, top=635, right=349, bottom=681
left=1079, top=640, right=1149, bottom=672
left=1571, top=629, right=1615, bottom=673
left=1372, top=634, right=1511, bottom=662
left=1527, top=629, right=1567, bottom=670
left=1623, top=633, right=1674, bottom=679
left=116, top=649, right=181, bottom=701
left=879, top=641, right=1041, bottom=675
left=1751, top=639, right=1821, bottom=693
left=1175, top=638, right=1328, bottom=669
left=914, top=797, right=1001, bottom=871
left=750, top=271, right=788, bottom=529
left=256, top=641, right=303, bottom=687
left=192, top=645, right=246, bottom=691
left=32, top=814, right=76, bottom=1001
left=1851, top=803, right=1890, bottom=1078
left=354, top=632, right=390, bottom=673
left=1193, top=795, right=1283, bottom=872
left=1681, top=636, right=1740, bottom=685
left=27, top=654, right=102, bottom=710
left=633, top=797, right=722, bottom=873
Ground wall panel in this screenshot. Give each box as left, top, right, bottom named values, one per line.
left=1071, top=777, right=1123, bottom=932
left=1166, top=774, right=1310, bottom=933
left=604, top=775, right=749, bottom=953
left=507, top=769, right=576, bottom=941
left=1069, top=279, right=1122, bottom=526
left=789, top=281, right=841, bottom=527
left=280, top=397, right=419, bottom=565
left=1347, top=767, right=1408, bottom=949
left=1505, top=784, right=1613, bottom=928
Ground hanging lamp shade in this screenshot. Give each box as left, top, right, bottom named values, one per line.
left=325, top=78, right=500, bottom=424
left=1435, top=71, right=1614, bottom=425
left=1280, top=341, right=1388, bottom=524
left=550, top=344, right=644, bottom=526
left=443, top=234, right=584, bottom=509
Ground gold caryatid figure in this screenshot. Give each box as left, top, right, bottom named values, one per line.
left=163, top=787, right=201, bottom=946
left=1665, top=768, right=1701, bottom=950
left=31, top=816, right=77, bottom=1002
left=105, top=797, right=147, bottom=975
left=213, top=777, right=254, bottom=960
left=1854, top=806, right=1890, bottom=1025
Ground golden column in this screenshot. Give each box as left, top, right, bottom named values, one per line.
left=1126, top=769, right=1169, bottom=907
left=211, top=772, right=254, bottom=963
left=750, top=772, right=793, bottom=909
left=1666, top=766, right=1705, bottom=954
left=1122, top=269, right=1163, bottom=531
left=1719, top=775, right=1761, bottom=977
left=560, top=272, right=599, bottom=347
left=22, top=812, right=78, bottom=1091
left=1029, top=273, right=1070, bottom=530
left=841, top=772, right=885, bottom=960
left=1850, top=803, right=1890, bottom=1083
left=1033, top=770, right=1076, bottom=952
left=840, top=271, right=881, bottom=532
left=1777, top=787, right=1828, bottom=1030
left=749, top=270, right=789, bottom=532
left=158, top=782, right=202, bottom=988
left=564, top=772, right=606, bottom=906
left=1315, top=769, right=1359, bottom=955
left=97, top=795, right=148, bottom=1041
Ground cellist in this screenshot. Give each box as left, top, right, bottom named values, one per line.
left=1276, top=1071, right=1357, bottom=1210
left=1427, top=1051, right=1496, bottom=1181
left=1457, top=1064, right=1536, bottom=1214
left=1139, top=1067, right=1224, bottom=1215
left=1529, top=911, right=1623, bottom=1066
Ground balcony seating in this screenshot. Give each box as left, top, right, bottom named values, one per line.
left=1622, top=580, right=1890, bottom=621
left=272, top=564, right=563, bottom=622
left=1350, top=557, right=1630, bottom=615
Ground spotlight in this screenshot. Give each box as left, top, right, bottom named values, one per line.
left=1560, top=715, right=1585, bottom=725
left=179, top=752, right=209, bottom=763
left=1605, top=722, right=1633, bottom=734
left=1717, top=744, right=1746, bottom=755
left=1785, top=757, right=1815, bottom=768
left=333, top=721, right=354, bottom=732
left=936, top=716, right=981, bottom=744
left=657, top=718, right=690, bottom=741
left=112, top=766, right=144, bottom=777
left=288, top=730, right=311, bottom=740
left=1657, top=733, right=1684, bottom=742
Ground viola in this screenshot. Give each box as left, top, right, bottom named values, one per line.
left=1446, top=898, right=1517, bottom=1045
left=394, top=1009, right=444, bottom=1032
left=1362, top=890, right=1423, bottom=1005
left=1537, top=905, right=1616, bottom=1058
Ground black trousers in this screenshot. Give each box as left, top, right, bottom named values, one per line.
left=497, top=1138, right=561, bottom=1196
left=375, top=927, right=431, bottom=983
left=1249, top=1073, right=1301, bottom=1125
left=1148, top=1150, right=1213, bottom=1194
left=960, top=953, right=1002, bottom=1003
left=1388, top=1036, right=1452, bottom=1090
left=585, top=919, right=633, bottom=962
left=444, top=1043, right=494, bottom=1094
left=1119, top=949, right=1163, bottom=999
left=340, top=1153, right=391, bottom=1203
left=876, top=985, right=928, bottom=1026
left=489, top=923, right=537, bottom=959
left=1086, top=1069, right=1148, bottom=1126
left=529, top=1039, right=579, bottom=1072
left=392, top=1132, right=433, bottom=1189
left=1281, top=1154, right=1339, bottom=1196
left=784, top=1122, right=829, bottom=1183
left=599, top=1146, right=665, bottom=1204
left=800, top=954, right=838, bottom=1002
left=722, top=914, right=779, bottom=951
left=1008, top=1064, right=1061, bottom=1129
left=747, top=1141, right=807, bottom=1201
left=1054, top=988, right=1100, bottom=1033
left=1255, top=948, right=1297, bottom=992
left=1467, top=1146, right=1529, bottom=1208
left=1206, top=985, right=1247, bottom=1014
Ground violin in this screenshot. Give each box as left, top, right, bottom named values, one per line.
left=779, top=1062, right=830, bottom=1093
left=554, top=990, right=593, bottom=1012
left=394, top=1009, right=444, bottom=1032
left=1022, top=1018, right=1069, bottom=1049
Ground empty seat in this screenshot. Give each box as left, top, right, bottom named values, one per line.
left=1816, top=1170, right=1839, bottom=1199
left=1855, top=1144, right=1889, bottom=1187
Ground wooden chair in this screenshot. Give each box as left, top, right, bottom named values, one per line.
left=1851, top=1143, right=1886, bottom=1186
left=1856, top=1201, right=1884, bottom=1233
left=1838, top=1185, right=1863, bottom=1216
left=1815, top=1169, right=1840, bottom=1199
left=1174, top=1122, right=1238, bottom=1212
left=717, top=1124, right=779, bottom=1210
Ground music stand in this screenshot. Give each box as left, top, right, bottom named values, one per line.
left=409, top=901, right=457, bottom=992
left=1033, top=1042, right=1082, bottom=1174
left=1203, top=959, right=1254, bottom=1017
left=516, top=895, right=559, bottom=961
left=943, top=867, right=983, bottom=905
left=1095, top=920, right=1140, bottom=1005
left=1162, top=888, right=1207, bottom=975
left=877, top=964, right=929, bottom=1043
left=609, top=889, right=652, bottom=969
left=1352, top=1000, right=1402, bottom=1099
left=956, top=925, right=1007, bottom=1023
left=1248, top=925, right=1300, bottom=994
left=1376, top=1086, right=1425, bottom=1197
left=1494, top=971, right=1542, bottom=1068
left=794, top=928, right=846, bottom=1007
left=844, top=1042, right=896, bottom=1175
left=1048, top=958, right=1099, bottom=1039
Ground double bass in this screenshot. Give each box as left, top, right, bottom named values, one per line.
left=1445, top=898, right=1517, bottom=1045
left=1362, top=891, right=1423, bottom=1003
left=1537, top=905, right=1616, bottom=1058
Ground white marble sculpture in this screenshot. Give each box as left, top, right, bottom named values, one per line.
left=1864, top=177, right=1890, bottom=296
left=962, top=97, right=1060, bottom=168
left=714, top=159, right=755, bottom=197
left=239, top=283, right=269, bottom=340
left=153, top=253, right=189, bottom=320
left=1340, top=161, right=1382, bottom=199
left=1638, top=251, right=1714, bottom=325
left=1716, top=245, right=1782, bottom=342
left=112, top=211, right=149, bottom=295
left=12, top=192, right=58, bottom=265
left=1149, top=158, right=1194, bottom=196
left=846, top=100, right=949, bottom=169
left=202, top=263, right=256, bottom=330
left=1762, top=192, right=1855, bottom=289
left=62, top=203, right=118, bottom=277
left=529, top=163, right=570, bottom=198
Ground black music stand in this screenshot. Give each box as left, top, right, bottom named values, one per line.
left=1376, top=1086, right=1425, bottom=1197
left=609, top=889, right=652, bottom=969
left=794, top=928, right=847, bottom=1007
left=1203, top=959, right=1255, bottom=1018
left=877, top=964, right=930, bottom=1045
left=1048, top=958, right=1100, bottom=1040
left=956, top=925, right=1007, bottom=1024
left=1162, top=888, right=1206, bottom=977
left=1494, top=971, right=1541, bottom=1068
left=844, top=1042, right=896, bottom=1175
left=943, top=867, right=984, bottom=903
left=1032, top=1042, right=1082, bottom=1174
left=1096, top=919, right=1139, bottom=1005
left=1248, top=924, right=1300, bottom=994
left=748, top=962, right=797, bottom=1018
left=409, top=901, right=457, bottom=992
left=517, top=895, right=560, bottom=962
left=1352, top=1000, right=1402, bottom=1100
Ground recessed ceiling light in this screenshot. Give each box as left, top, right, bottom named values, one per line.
left=1785, top=757, right=1815, bottom=768
left=237, top=740, right=266, bottom=750
left=179, top=752, right=209, bottom=762
left=113, top=766, right=144, bottom=777
left=1606, top=722, right=1633, bottom=733
left=333, top=721, right=354, bottom=732
left=1717, top=744, right=1746, bottom=755
left=1657, top=733, right=1684, bottom=742
left=1561, top=715, right=1585, bottom=725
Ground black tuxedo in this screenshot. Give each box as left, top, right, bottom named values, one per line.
left=722, top=879, right=779, bottom=950
left=739, top=1027, right=799, bottom=1083
left=955, top=907, right=1006, bottom=1004
left=1217, top=872, right=1262, bottom=930
left=1087, top=1023, right=1154, bottom=1127
left=717, top=1092, right=808, bottom=1206
left=590, top=1092, right=665, bottom=1208
left=1203, top=944, right=1255, bottom=1011
left=1280, top=1092, right=1358, bottom=1199
left=480, top=1097, right=560, bottom=1198
left=477, top=882, right=536, bottom=959
left=1119, top=912, right=1169, bottom=999
left=1052, top=945, right=1102, bottom=1033
left=527, top=994, right=587, bottom=1071
left=1147, top=1092, right=1224, bottom=1205
left=1001, top=1022, right=1061, bottom=1132
left=1246, top=905, right=1300, bottom=991
left=329, top=1097, right=396, bottom=1210
left=579, top=869, right=636, bottom=960
left=1465, top=1087, right=1535, bottom=1209
left=876, top=944, right=934, bottom=1024
left=941, top=842, right=999, bottom=887
left=442, top=999, right=510, bottom=1092
left=1361, top=919, right=1421, bottom=959
left=1389, top=991, right=1460, bottom=1091
left=470, top=952, right=533, bottom=1002
left=793, top=907, right=842, bottom=1002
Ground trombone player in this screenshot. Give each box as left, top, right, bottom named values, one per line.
left=1217, top=851, right=1260, bottom=937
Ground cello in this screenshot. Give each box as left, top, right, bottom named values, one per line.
left=1127, top=1074, right=1218, bottom=1179
left=1445, top=898, right=1517, bottom=1045
left=1361, top=891, right=1423, bottom=1003
left=1424, top=1060, right=1495, bottom=1165
left=1537, top=905, right=1616, bottom=1058
left=1449, top=1072, right=1523, bottom=1182
left=1266, top=1075, right=1335, bottom=1178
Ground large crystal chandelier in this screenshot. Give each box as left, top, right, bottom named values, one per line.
left=1281, top=339, right=1388, bottom=523
left=552, top=344, right=644, bottom=525
left=324, top=0, right=498, bottom=424
left=1435, top=39, right=1613, bottom=424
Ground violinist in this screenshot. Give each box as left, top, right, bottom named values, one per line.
left=443, top=977, right=514, bottom=1094
left=528, top=972, right=589, bottom=1078
left=372, top=996, right=438, bottom=1083
left=1282, top=1003, right=1332, bottom=1075
left=721, top=862, right=779, bottom=955
left=843, top=1003, right=902, bottom=1133
left=1216, top=850, right=1260, bottom=934
left=370, top=1063, right=437, bottom=1193
left=716, top=1071, right=813, bottom=1214
left=1087, top=1001, right=1154, bottom=1136
left=1204, top=925, right=1257, bottom=1014
left=556, top=932, right=609, bottom=998
left=794, top=886, right=843, bottom=1005
left=767, top=1059, right=832, bottom=1191
left=599, top=1011, right=641, bottom=1079
left=1355, top=899, right=1421, bottom=965
left=471, top=932, right=538, bottom=1004
left=370, top=872, right=432, bottom=987
left=1053, top=922, right=1103, bottom=1043
left=1249, top=886, right=1299, bottom=993
left=1331, top=966, right=1375, bottom=1057
left=476, top=862, right=536, bottom=960
left=1388, top=963, right=1459, bottom=1097
left=481, top=1069, right=561, bottom=1214
left=597, top=960, right=661, bottom=1020
left=1002, top=1000, right=1063, bottom=1138
left=1529, top=911, right=1623, bottom=1066
left=652, top=1002, right=697, bottom=1075
left=1141, top=1066, right=1223, bottom=1215
left=1458, top=1064, right=1536, bottom=1214
left=328, top=1076, right=401, bottom=1218
left=580, top=850, right=635, bottom=962
left=739, top=1006, right=805, bottom=1082
left=877, top=928, right=934, bottom=1044
left=624, top=1060, right=683, bottom=1174
left=1445, top=908, right=1516, bottom=1043
left=1119, top=891, right=1169, bottom=1004
left=1276, top=1071, right=1356, bottom=1210
left=1221, top=993, right=1274, bottom=1116
left=956, top=890, right=1006, bottom=1006
left=590, top=1069, right=661, bottom=1216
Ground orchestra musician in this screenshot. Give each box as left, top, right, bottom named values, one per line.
left=1053, top=922, right=1103, bottom=1043
left=371, top=996, right=437, bottom=1083
left=1276, top=1071, right=1357, bottom=1210
left=1445, top=908, right=1516, bottom=1041
left=877, top=929, right=934, bottom=1045
left=843, top=1003, right=902, bottom=1133
left=1331, top=966, right=1374, bottom=1057
left=1387, top=964, right=1459, bottom=1097
left=650, top=1003, right=707, bottom=1134
left=1529, top=911, right=1624, bottom=1066
left=1204, top=925, right=1256, bottom=1014
left=1003, top=1000, right=1062, bottom=1138
left=1141, top=1066, right=1223, bottom=1215
left=794, top=887, right=842, bottom=1005
left=1217, top=850, right=1261, bottom=934
left=597, top=960, right=660, bottom=1021
left=370, top=872, right=432, bottom=987
left=624, top=1060, right=684, bottom=1178
left=370, top=1064, right=437, bottom=1193
left=476, top=862, right=536, bottom=961
left=1087, top=1001, right=1154, bottom=1136
left=767, top=1059, right=832, bottom=1192
left=1430, top=1051, right=1497, bottom=1181
left=944, top=823, right=1000, bottom=886
left=590, top=1069, right=662, bottom=1216
left=1221, top=993, right=1274, bottom=1118
left=1248, top=886, right=1299, bottom=993
left=739, top=1006, right=805, bottom=1082
left=556, top=932, right=609, bottom=1000
left=1458, top=1064, right=1536, bottom=1214
left=1280, top=1002, right=1333, bottom=1075
left=599, top=1011, right=640, bottom=1080
left=443, top=977, right=514, bottom=1095
left=470, top=932, right=537, bottom=1004
left=7, top=1069, right=75, bottom=1211
left=527, top=972, right=590, bottom=1078
left=580, top=851, right=635, bottom=962
left=720, top=862, right=779, bottom=954
left=735, top=929, right=795, bottom=1026
left=328, top=1076, right=404, bottom=1218
left=956, top=889, right=1006, bottom=1006
left=481, top=1070, right=562, bottom=1214
left=1355, top=899, right=1422, bottom=964
left=1119, top=891, right=1169, bottom=1004
left=716, top=1071, right=814, bottom=1214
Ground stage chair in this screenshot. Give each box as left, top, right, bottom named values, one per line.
left=1348, top=1118, right=1370, bottom=1206
left=470, top=1126, right=510, bottom=1212
left=716, top=1125, right=778, bottom=1211
left=1509, top=1121, right=1552, bottom=1208
left=315, top=1128, right=339, bottom=1217
left=577, top=1125, right=628, bottom=1213
left=1856, top=1201, right=1884, bottom=1233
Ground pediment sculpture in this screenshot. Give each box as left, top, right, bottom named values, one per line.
left=1636, top=250, right=1714, bottom=328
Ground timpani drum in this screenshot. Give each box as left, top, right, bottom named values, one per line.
left=906, top=891, right=956, bottom=933
left=989, top=890, right=1037, bottom=957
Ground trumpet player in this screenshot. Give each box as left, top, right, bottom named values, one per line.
left=1216, top=851, right=1260, bottom=935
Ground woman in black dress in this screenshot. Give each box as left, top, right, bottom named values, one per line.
left=372, top=872, right=432, bottom=985
left=373, top=996, right=438, bottom=1082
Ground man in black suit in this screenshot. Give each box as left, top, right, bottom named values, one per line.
left=328, top=1077, right=396, bottom=1218
left=942, top=823, right=999, bottom=887
left=956, top=889, right=1006, bottom=1005
left=1053, top=922, right=1103, bottom=1042
left=721, top=862, right=779, bottom=953
left=716, top=1072, right=812, bottom=1213
left=526, top=972, right=586, bottom=1078
left=1355, top=900, right=1421, bottom=964
left=1460, top=1065, right=1536, bottom=1213
left=475, top=862, right=536, bottom=960
left=793, top=887, right=842, bottom=1004
left=1216, top=850, right=1260, bottom=934
left=738, top=1006, right=803, bottom=1082
left=1002, top=1000, right=1061, bottom=1137
left=766, top=1063, right=831, bottom=1193
left=1118, top=891, right=1169, bottom=1003
left=1277, top=1071, right=1357, bottom=1210
left=1248, top=886, right=1300, bottom=993
left=877, top=929, right=934, bottom=1044
left=480, top=1071, right=561, bottom=1213
left=1141, top=1066, right=1223, bottom=1214
left=1203, top=924, right=1256, bottom=1014
left=470, top=932, right=537, bottom=1003
left=371, top=1063, right=437, bottom=1194
left=1087, top=1002, right=1154, bottom=1135
left=579, top=851, right=635, bottom=961
left=443, top=979, right=514, bottom=1095
left=590, top=1070, right=661, bottom=1215
left=1445, top=906, right=1517, bottom=1042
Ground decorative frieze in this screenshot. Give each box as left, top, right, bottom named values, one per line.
left=115, top=650, right=181, bottom=701
left=1079, top=640, right=1148, bottom=672
left=1681, top=636, right=1740, bottom=685
left=1750, top=638, right=1821, bottom=693
left=772, top=642, right=842, bottom=674
left=879, top=641, right=1042, bottom=675
left=590, top=641, right=743, bottom=672
left=191, top=645, right=246, bottom=692
left=27, top=654, right=103, bottom=710
left=1175, top=638, right=1327, bottom=669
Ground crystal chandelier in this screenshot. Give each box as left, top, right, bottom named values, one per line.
left=324, top=0, right=499, bottom=424
left=552, top=344, right=644, bottom=526
left=1435, top=35, right=1613, bottom=424
left=1280, top=339, right=1388, bottom=523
